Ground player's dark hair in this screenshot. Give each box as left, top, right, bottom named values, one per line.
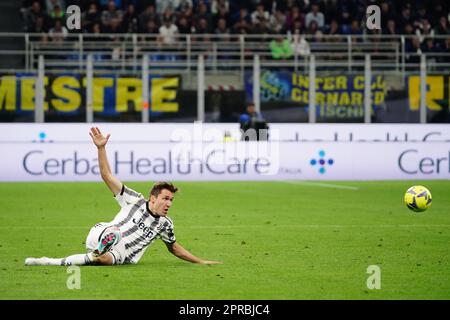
left=150, top=181, right=178, bottom=197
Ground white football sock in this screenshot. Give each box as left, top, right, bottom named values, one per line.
left=44, top=257, right=64, bottom=265
left=61, top=253, right=94, bottom=266
left=25, top=253, right=95, bottom=266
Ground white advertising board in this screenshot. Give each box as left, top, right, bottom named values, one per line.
left=1, top=123, right=449, bottom=143
left=0, top=124, right=449, bottom=181
left=268, top=124, right=450, bottom=142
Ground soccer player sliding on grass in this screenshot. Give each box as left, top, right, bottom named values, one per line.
left=25, top=127, right=221, bottom=266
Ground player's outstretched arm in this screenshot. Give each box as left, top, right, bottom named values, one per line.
left=165, top=242, right=221, bottom=265
left=89, top=127, right=122, bottom=196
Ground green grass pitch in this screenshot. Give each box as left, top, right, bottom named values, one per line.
left=0, top=180, right=449, bottom=299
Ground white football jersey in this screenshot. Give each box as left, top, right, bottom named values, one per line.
left=109, top=185, right=176, bottom=264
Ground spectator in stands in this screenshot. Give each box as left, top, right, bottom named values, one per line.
left=416, top=18, right=435, bottom=43
left=435, top=16, right=449, bottom=36
left=122, top=3, right=138, bottom=33
left=48, top=4, right=65, bottom=27
left=48, top=18, right=68, bottom=42
left=161, top=8, right=175, bottom=25
left=397, top=5, right=413, bottom=31
left=251, top=3, right=270, bottom=26
left=289, top=18, right=304, bottom=35
left=92, top=22, right=102, bottom=36
left=106, top=16, right=123, bottom=33
left=305, top=2, right=324, bottom=30
left=284, top=0, right=306, bottom=12
left=286, top=6, right=301, bottom=31
left=132, top=0, right=150, bottom=12
left=175, top=0, right=193, bottom=16
left=232, top=9, right=252, bottom=34
left=88, top=22, right=109, bottom=46
left=98, top=0, right=121, bottom=7
left=290, top=33, right=310, bottom=57
left=156, top=0, right=178, bottom=14
left=195, top=18, right=212, bottom=41
left=24, top=1, right=46, bottom=32
left=421, top=38, right=438, bottom=54
left=403, top=23, right=416, bottom=52
left=195, top=2, right=213, bottom=27
left=21, top=1, right=33, bottom=19
left=403, top=22, right=415, bottom=36
left=314, top=30, right=325, bottom=43
left=269, top=9, right=286, bottom=34
left=17, top=0, right=450, bottom=41
left=383, top=19, right=398, bottom=39
left=414, top=5, right=430, bottom=25
left=195, top=18, right=212, bottom=42
left=327, top=19, right=342, bottom=39
left=307, top=20, right=319, bottom=37
left=177, top=15, right=193, bottom=34
left=380, top=1, right=395, bottom=31
left=338, top=0, right=354, bottom=13
left=344, top=19, right=362, bottom=37
left=46, top=0, right=65, bottom=15
left=158, top=16, right=179, bottom=44
left=322, top=0, right=336, bottom=20
left=327, top=18, right=344, bottom=59
left=269, top=35, right=293, bottom=60
left=338, top=7, right=352, bottom=31
left=435, top=16, right=449, bottom=48
left=212, top=3, right=230, bottom=31
left=138, top=4, right=159, bottom=32
left=143, top=19, right=159, bottom=35
left=211, top=0, right=229, bottom=15
left=231, top=6, right=250, bottom=26
left=233, top=20, right=252, bottom=34
left=34, top=15, right=47, bottom=33
left=253, top=20, right=271, bottom=35
left=431, top=2, right=446, bottom=23
left=110, top=37, right=123, bottom=61
left=39, top=33, right=49, bottom=44
left=83, top=2, right=101, bottom=33
left=265, top=0, right=288, bottom=15
left=406, top=36, right=422, bottom=64
left=101, top=0, right=123, bottom=32
left=215, top=17, right=230, bottom=36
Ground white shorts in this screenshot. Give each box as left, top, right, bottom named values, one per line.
left=85, top=222, right=127, bottom=265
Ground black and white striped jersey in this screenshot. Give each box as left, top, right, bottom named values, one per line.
left=109, top=184, right=176, bottom=264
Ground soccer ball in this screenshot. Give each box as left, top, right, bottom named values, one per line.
left=404, top=185, right=432, bottom=212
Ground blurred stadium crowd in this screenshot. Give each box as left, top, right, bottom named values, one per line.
left=21, top=0, right=449, bottom=37
left=18, top=1, right=450, bottom=64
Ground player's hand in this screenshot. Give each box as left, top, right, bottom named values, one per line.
left=200, top=260, right=222, bottom=265
left=89, top=127, right=110, bottom=149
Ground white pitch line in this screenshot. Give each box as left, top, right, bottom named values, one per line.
left=180, top=224, right=450, bottom=228
left=0, top=225, right=449, bottom=229
left=281, top=180, right=360, bottom=190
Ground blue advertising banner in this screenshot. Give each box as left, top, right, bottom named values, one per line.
left=244, top=70, right=386, bottom=119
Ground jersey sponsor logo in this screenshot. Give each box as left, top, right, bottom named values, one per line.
left=132, top=217, right=157, bottom=239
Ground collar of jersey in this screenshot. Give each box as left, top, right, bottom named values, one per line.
left=146, top=201, right=160, bottom=219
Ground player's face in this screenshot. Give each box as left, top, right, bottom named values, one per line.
left=150, top=189, right=174, bottom=216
